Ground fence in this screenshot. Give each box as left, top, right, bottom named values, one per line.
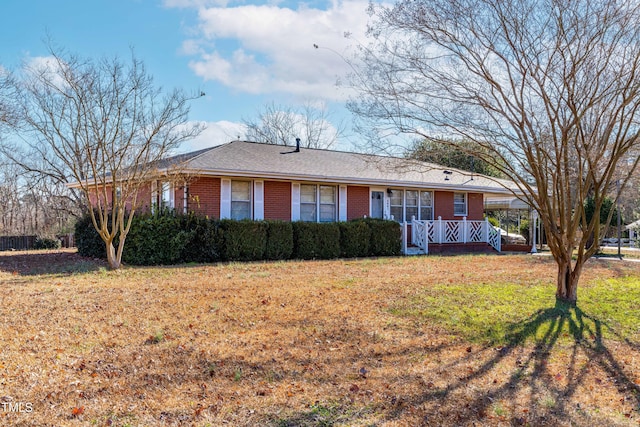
left=0, top=234, right=75, bottom=252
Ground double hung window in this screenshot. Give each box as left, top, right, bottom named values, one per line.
left=453, top=192, right=467, bottom=216
left=300, top=184, right=336, bottom=222
left=231, top=180, right=251, bottom=220
left=389, top=189, right=433, bottom=222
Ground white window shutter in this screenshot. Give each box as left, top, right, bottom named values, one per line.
left=254, top=180, right=264, bottom=220
left=151, top=180, right=157, bottom=213
left=220, top=178, right=231, bottom=219
left=169, top=182, right=175, bottom=209
left=291, top=183, right=300, bottom=221
left=339, top=185, right=347, bottom=221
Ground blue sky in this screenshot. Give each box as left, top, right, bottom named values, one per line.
left=0, top=0, right=372, bottom=151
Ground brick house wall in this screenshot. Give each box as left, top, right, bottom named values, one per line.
left=434, top=191, right=454, bottom=220
left=264, top=181, right=292, bottom=220
left=347, top=186, right=369, bottom=220
left=434, top=191, right=484, bottom=221
left=467, top=193, right=484, bottom=221
left=187, top=177, right=220, bottom=218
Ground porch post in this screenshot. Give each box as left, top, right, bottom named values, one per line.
left=402, top=222, right=408, bottom=255
left=424, top=220, right=429, bottom=254
left=411, top=215, right=416, bottom=243
left=437, top=216, right=443, bottom=244
left=462, top=216, right=467, bottom=243
left=530, top=210, right=538, bottom=253
left=484, top=217, right=490, bottom=243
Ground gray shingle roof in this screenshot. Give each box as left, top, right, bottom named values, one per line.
left=167, top=140, right=520, bottom=195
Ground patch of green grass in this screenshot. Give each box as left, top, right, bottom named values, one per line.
left=273, top=402, right=374, bottom=427
left=233, top=368, right=243, bottom=381
left=390, top=276, right=640, bottom=346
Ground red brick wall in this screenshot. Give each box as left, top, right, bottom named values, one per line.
left=347, top=186, right=369, bottom=220
left=136, top=183, right=152, bottom=212
left=88, top=185, right=148, bottom=212
left=467, top=193, right=484, bottom=220
left=187, top=177, right=220, bottom=218
left=434, top=191, right=454, bottom=220
left=264, top=181, right=292, bottom=220
left=434, top=191, right=484, bottom=220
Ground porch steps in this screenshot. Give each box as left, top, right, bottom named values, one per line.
left=405, top=246, right=426, bottom=256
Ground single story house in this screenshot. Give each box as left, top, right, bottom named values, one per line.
left=89, top=140, right=533, bottom=254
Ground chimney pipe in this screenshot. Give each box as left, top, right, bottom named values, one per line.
left=295, top=138, right=300, bottom=152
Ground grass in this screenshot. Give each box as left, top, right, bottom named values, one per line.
left=390, top=275, right=640, bottom=345
left=0, top=250, right=639, bottom=426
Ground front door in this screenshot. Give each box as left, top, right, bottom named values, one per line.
left=371, top=191, right=384, bottom=219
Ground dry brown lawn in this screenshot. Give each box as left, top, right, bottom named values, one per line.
left=0, top=250, right=639, bottom=426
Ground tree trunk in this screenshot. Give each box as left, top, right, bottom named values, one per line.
left=106, top=241, right=121, bottom=270
left=556, top=259, right=580, bottom=304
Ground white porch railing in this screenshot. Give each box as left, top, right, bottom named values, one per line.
left=407, top=216, right=501, bottom=254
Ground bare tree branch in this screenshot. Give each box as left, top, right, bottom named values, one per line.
left=349, top=0, right=640, bottom=302
left=8, top=45, right=202, bottom=268
left=243, top=101, right=345, bottom=149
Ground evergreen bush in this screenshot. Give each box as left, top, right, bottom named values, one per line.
left=264, top=221, right=294, bottom=260
left=339, top=221, right=370, bottom=258
left=362, top=218, right=402, bottom=256
left=219, top=219, right=267, bottom=261
left=293, top=222, right=340, bottom=259
left=75, top=213, right=108, bottom=258
left=34, top=236, right=62, bottom=250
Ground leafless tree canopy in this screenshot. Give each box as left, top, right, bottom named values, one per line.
left=9, top=47, right=202, bottom=268
left=349, top=0, right=640, bottom=302
left=243, top=101, right=344, bottom=149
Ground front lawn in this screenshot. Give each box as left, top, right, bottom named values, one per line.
left=0, top=251, right=638, bottom=426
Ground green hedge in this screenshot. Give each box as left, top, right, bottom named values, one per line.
left=180, top=214, right=222, bottom=263
left=34, top=236, right=62, bottom=250
left=265, top=221, right=294, bottom=260
left=75, top=213, right=109, bottom=259
left=219, top=219, right=267, bottom=261
left=339, top=221, right=370, bottom=258
left=75, top=211, right=401, bottom=265
left=293, top=222, right=341, bottom=260
left=123, top=212, right=193, bottom=265
left=360, top=218, right=402, bottom=256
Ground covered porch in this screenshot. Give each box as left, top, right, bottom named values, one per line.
left=399, top=195, right=539, bottom=255
left=401, top=217, right=502, bottom=255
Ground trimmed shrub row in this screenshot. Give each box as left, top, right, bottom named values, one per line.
left=75, top=212, right=401, bottom=265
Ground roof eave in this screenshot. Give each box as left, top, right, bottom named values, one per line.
left=182, top=168, right=520, bottom=195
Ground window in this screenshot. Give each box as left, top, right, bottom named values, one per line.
left=319, top=186, right=336, bottom=222
left=454, top=192, right=467, bottom=216
left=406, top=190, right=418, bottom=221
left=152, top=181, right=173, bottom=212
left=300, top=184, right=337, bottom=222
left=160, top=181, right=172, bottom=209
left=390, top=189, right=404, bottom=222
left=389, top=189, right=433, bottom=222
left=300, top=184, right=317, bottom=222
left=420, top=191, right=433, bottom=220
left=231, top=180, right=251, bottom=220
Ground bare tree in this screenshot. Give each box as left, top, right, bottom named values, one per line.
left=0, top=67, right=16, bottom=130
left=349, top=0, right=640, bottom=303
left=243, top=101, right=344, bottom=149
left=12, top=47, right=202, bottom=268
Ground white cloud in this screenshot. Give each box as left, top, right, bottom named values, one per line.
left=178, top=120, right=247, bottom=152
left=173, top=0, right=370, bottom=101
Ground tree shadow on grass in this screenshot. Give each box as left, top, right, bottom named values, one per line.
left=388, top=300, right=640, bottom=425
left=0, top=249, right=106, bottom=276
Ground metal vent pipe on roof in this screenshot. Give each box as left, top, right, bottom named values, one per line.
left=295, top=138, right=300, bottom=152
